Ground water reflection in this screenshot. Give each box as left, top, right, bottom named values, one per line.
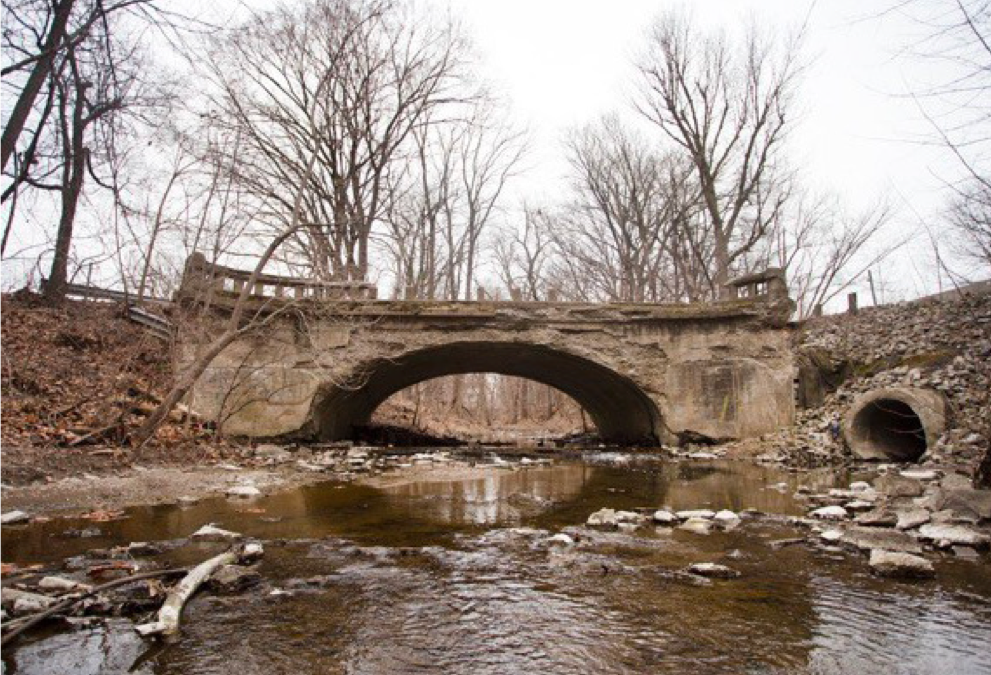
left=3, top=458, right=990, bottom=675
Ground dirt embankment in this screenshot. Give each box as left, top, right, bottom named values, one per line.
left=1, top=291, right=240, bottom=486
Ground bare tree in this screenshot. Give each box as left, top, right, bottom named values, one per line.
left=382, top=96, right=525, bottom=300
left=750, top=191, right=896, bottom=317
left=880, top=1, right=991, bottom=273
left=634, top=12, right=804, bottom=288
left=549, top=115, right=699, bottom=302
left=202, top=0, right=470, bottom=284
left=494, top=204, right=555, bottom=301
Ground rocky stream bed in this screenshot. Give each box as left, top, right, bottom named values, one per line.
left=2, top=451, right=990, bottom=675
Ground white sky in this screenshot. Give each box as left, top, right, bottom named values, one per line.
left=421, top=0, right=970, bottom=300
left=2, top=0, right=979, bottom=301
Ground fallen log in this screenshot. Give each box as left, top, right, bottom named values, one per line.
left=0, top=568, right=188, bottom=646
left=135, top=542, right=262, bottom=641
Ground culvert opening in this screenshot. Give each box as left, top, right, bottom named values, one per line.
left=850, top=398, right=928, bottom=462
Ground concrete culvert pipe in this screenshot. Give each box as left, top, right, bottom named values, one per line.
left=843, top=388, right=948, bottom=462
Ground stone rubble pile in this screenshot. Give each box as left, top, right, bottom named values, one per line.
left=740, top=292, right=991, bottom=475
left=795, top=468, right=990, bottom=576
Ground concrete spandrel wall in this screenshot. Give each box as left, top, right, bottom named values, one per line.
left=179, top=309, right=795, bottom=444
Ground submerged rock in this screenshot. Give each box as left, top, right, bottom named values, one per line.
left=678, top=517, right=713, bottom=535
left=869, top=550, right=935, bottom=579
left=687, top=562, right=740, bottom=578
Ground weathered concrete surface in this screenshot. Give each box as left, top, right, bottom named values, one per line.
left=843, top=387, right=948, bottom=461
left=178, top=295, right=796, bottom=445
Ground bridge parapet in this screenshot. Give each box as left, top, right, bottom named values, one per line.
left=721, top=268, right=789, bottom=301
left=178, top=252, right=378, bottom=303
left=176, top=254, right=793, bottom=325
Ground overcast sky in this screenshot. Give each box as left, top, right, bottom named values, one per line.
left=3, top=0, right=978, bottom=301
left=419, top=0, right=970, bottom=300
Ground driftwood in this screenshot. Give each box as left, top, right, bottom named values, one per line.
left=0, top=568, right=188, bottom=646
left=135, top=543, right=262, bottom=640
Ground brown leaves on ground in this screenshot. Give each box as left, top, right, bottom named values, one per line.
left=1, top=291, right=172, bottom=448
left=1, top=291, right=239, bottom=485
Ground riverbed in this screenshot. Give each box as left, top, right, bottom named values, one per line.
left=3, top=456, right=990, bottom=674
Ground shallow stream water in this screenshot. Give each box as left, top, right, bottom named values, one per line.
left=3, top=456, right=991, bottom=674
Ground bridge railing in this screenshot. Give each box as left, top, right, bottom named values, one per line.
left=720, top=268, right=789, bottom=302
left=178, top=253, right=378, bottom=303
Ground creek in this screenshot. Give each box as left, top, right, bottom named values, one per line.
left=3, top=456, right=991, bottom=675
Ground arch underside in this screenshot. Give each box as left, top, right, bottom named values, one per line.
left=311, top=342, right=664, bottom=444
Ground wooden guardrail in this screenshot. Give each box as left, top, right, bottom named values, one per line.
left=177, top=253, right=378, bottom=303
left=64, top=283, right=174, bottom=341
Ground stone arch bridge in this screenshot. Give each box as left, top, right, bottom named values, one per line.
left=176, top=255, right=797, bottom=445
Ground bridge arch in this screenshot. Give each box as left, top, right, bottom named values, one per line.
left=310, top=341, right=664, bottom=444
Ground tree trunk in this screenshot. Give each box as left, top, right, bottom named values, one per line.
left=45, top=58, right=88, bottom=304
left=1, top=0, right=76, bottom=173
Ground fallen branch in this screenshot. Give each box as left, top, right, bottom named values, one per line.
left=0, top=567, right=188, bottom=646
left=135, top=542, right=262, bottom=641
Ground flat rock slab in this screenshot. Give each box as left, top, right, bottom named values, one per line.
left=227, top=485, right=262, bottom=498
left=916, top=524, right=991, bottom=548
left=191, top=524, right=242, bottom=541
left=688, top=562, right=739, bottom=578
left=840, top=526, right=923, bottom=554
left=895, top=509, right=931, bottom=531
left=855, top=509, right=898, bottom=527
left=874, top=474, right=925, bottom=498
left=652, top=510, right=678, bottom=524
left=676, top=509, right=716, bottom=520
left=1, top=510, right=30, bottom=525
left=869, top=550, right=935, bottom=579
left=8, top=618, right=152, bottom=675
